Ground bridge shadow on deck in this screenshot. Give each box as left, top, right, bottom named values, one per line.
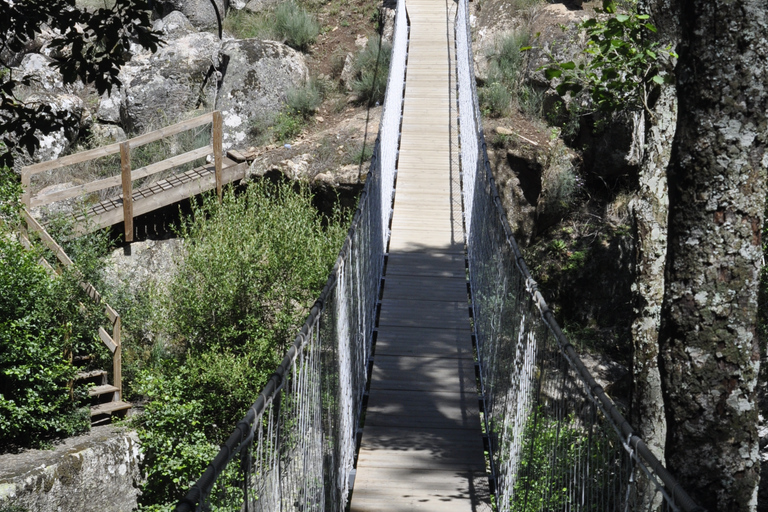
left=351, top=245, right=491, bottom=512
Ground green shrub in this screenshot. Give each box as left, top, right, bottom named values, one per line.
left=480, top=81, right=512, bottom=118
left=274, top=1, right=319, bottom=52
left=352, top=35, right=392, bottom=105
left=488, top=30, right=529, bottom=87
left=0, top=234, right=98, bottom=451
left=223, top=9, right=272, bottom=39
left=135, top=181, right=347, bottom=507
left=518, top=85, right=544, bottom=118
left=272, top=108, right=304, bottom=142
left=0, top=168, right=107, bottom=451
left=167, top=182, right=345, bottom=354
left=286, top=79, right=323, bottom=120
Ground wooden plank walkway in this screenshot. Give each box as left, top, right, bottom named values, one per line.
left=73, top=157, right=248, bottom=234
left=349, top=0, right=490, bottom=510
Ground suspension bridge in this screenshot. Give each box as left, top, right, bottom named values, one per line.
left=172, top=0, right=705, bottom=510
left=20, top=0, right=705, bottom=509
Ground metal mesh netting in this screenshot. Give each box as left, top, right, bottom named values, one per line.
left=454, top=0, right=703, bottom=511
left=174, top=1, right=409, bottom=510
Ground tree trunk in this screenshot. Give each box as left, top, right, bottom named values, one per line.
left=630, top=83, right=674, bottom=461
left=630, top=0, right=680, bottom=465
left=659, top=1, right=767, bottom=510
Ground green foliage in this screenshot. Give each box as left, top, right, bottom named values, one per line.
left=272, top=108, right=305, bottom=142
left=286, top=80, right=323, bottom=120
left=222, top=8, right=272, bottom=39
left=0, top=231, right=98, bottom=451
left=511, top=407, right=614, bottom=512
left=544, top=11, right=676, bottom=114
left=134, top=181, right=347, bottom=507
left=480, top=30, right=530, bottom=118
left=0, top=0, right=161, bottom=166
left=352, top=35, right=392, bottom=105
left=274, top=1, right=320, bottom=52
left=168, top=182, right=344, bottom=353
left=480, top=81, right=513, bottom=118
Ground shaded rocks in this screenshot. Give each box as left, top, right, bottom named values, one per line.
left=117, top=32, right=222, bottom=133
left=216, top=39, right=309, bottom=149
left=23, top=93, right=86, bottom=164
left=152, top=0, right=229, bottom=31
left=153, top=10, right=198, bottom=38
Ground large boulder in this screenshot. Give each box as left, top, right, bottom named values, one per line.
left=216, top=39, right=308, bottom=149
left=22, top=92, right=86, bottom=164
left=117, top=32, right=221, bottom=133
left=153, top=10, right=198, bottom=39
left=153, top=0, right=228, bottom=31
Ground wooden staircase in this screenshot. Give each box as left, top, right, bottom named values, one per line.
left=21, top=209, right=131, bottom=426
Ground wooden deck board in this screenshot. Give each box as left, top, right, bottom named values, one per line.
left=350, top=1, right=488, bottom=509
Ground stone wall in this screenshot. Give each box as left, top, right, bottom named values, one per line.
left=0, top=426, right=142, bottom=512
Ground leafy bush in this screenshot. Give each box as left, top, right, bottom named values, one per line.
left=274, top=1, right=319, bottom=52
left=544, top=10, right=676, bottom=115
left=0, top=167, right=108, bottom=451
left=487, top=30, right=529, bottom=86
left=352, top=35, right=392, bottom=105
left=272, top=108, right=304, bottom=142
left=168, top=182, right=345, bottom=353
left=134, top=181, right=347, bottom=507
left=0, top=231, right=99, bottom=450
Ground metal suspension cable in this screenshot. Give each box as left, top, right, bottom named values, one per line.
left=173, top=0, right=409, bottom=510
left=453, top=0, right=705, bottom=510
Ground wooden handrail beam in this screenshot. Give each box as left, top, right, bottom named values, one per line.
left=29, top=144, right=215, bottom=208
left=128, top=112, right=212, bottom=148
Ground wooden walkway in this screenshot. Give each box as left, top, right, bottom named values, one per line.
left=22, top=111, right=248, bottom=241
left=349, top=0, right=490, bottom=510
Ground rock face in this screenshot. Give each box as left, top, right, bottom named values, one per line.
left=153, top=0, right=229, bottom=31
left=0, top=427, right=142, bottom=512
left=118, top=32, right=222, bottom=133
left=153, top=10, right=198, bottom=38
left=24, top=93, right=86, bottom=164
left=216, top=39, right=309, bottom=149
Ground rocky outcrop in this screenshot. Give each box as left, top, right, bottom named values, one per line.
left=23, top=93, right=87, bottom=164
left=117, top=31, right=222, bottom=133
left=0, top=427, right=142, bottom=512
left=153, top=0, right=229, bottom=31
left=216, top=39, right=309, bottom=149
left=153, top=10, right=198, bottom=39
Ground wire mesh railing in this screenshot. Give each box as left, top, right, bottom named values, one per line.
left=454, top=0, right=705, bottom=510
left=173, top=1, right=408, bottom=510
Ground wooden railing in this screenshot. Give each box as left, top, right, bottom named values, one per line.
left=20, top=208, right=123, bottom=403
left=21, top=111, right=224, bottom=242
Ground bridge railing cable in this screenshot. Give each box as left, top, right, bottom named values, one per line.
left=454, top=1, right=705, bottom=511
left=173, top=1, right=409, bottom=510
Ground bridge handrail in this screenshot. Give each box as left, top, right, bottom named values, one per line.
left=21, top=111, right=224, bottom=242
left=455, top=0, right=704, bottom=510
left=174, top=1, right=409, bottom=509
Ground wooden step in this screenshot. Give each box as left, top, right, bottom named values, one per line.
left=88, top=384, right=119, bottom=397
left=90, top=400, right=132, bottom=416
left=75, top=369, right=107, bottom=381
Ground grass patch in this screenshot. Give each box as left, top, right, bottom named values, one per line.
left=223, top=9, right=273, bottom=39
left=286, top=79, right=323, bottom=120
left=274, top=1, right=320, bottom=51
left=351, top=35, right=392, bottom=105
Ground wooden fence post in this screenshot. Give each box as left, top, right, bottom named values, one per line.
left=21, top=169, right=30, bottom=207
left=213, top=111, right=223, bottom=202
left=120, top=141, right=133, bottom=242
left=113, top=314, right=122, bottom=401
